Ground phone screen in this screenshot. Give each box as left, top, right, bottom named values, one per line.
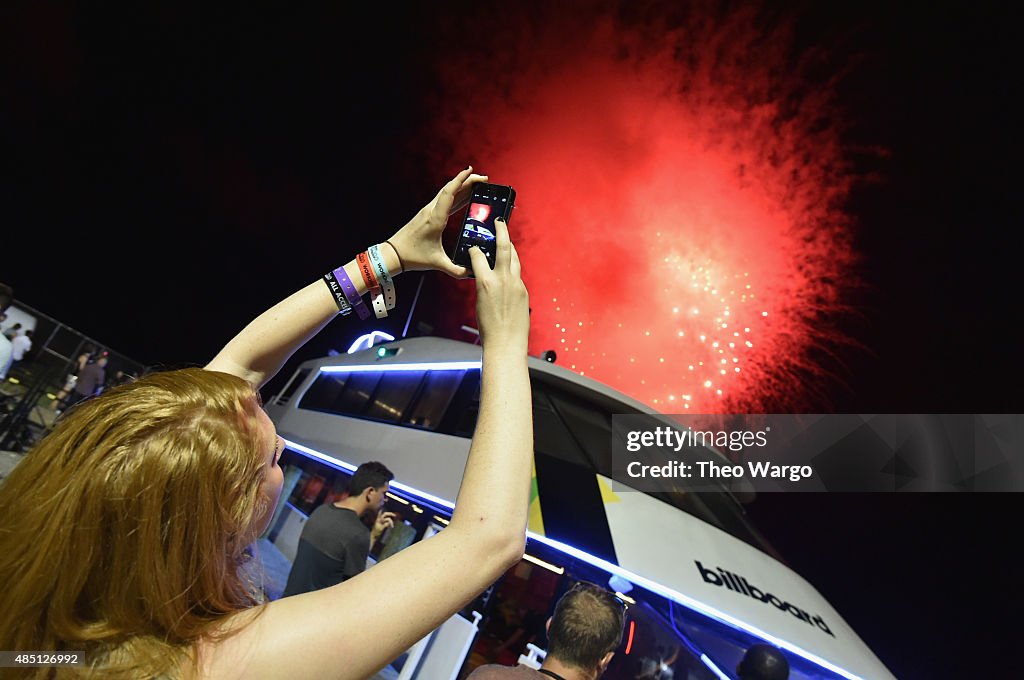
left=452, top=183, right=515, bottom=272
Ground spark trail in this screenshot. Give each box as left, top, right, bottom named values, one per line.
left=429, top=3, right=857, bottom=413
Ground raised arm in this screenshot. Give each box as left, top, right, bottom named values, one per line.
left=200, top=188, right=533, bottom=680
left=204, top=167, right=486, bottom=388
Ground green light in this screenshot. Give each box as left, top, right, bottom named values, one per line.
left=377, top=346, right=387, bottom=358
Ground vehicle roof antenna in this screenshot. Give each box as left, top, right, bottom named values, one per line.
left=401, top=275, right=426, bottom=338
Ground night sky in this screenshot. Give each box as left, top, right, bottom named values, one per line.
left=2, top=2, right=1020, bottom=677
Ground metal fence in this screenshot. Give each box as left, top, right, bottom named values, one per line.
left=0, top=301, right=149, bottom=452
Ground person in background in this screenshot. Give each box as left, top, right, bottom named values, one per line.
left=469, top=581, right=626, bottom=680
left=10, top=329, right=32, bottom=367
left=0, top=333, right=12, bottom=382
left=109, top=369, right=135, bottom=388
left=282, top=461, right=397, bottom=597
left=51, top=350, right=92, bottom=410
left=736, top=644, right=790, bottom=680
left=0, top=167, right=533, bottom=680
left=62, top=354, right=107, bottom=410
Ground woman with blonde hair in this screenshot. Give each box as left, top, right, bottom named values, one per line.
left=0, top=167, right=534, bottom=680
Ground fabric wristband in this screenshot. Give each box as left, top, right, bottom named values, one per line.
left=334, top=264, right=371, bottom=320
left=322, top=271, right=353, bottom=315
left=356, top=250, right=387, bottom=319
left=367, top=244, right=397, bottom=310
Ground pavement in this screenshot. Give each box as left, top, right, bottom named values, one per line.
left=0, top=450, right=23, bottom=481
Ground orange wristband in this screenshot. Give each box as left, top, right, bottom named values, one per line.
left=356, top=250, right=387, bottom=318
left=356, top=251, right=381, bottom=293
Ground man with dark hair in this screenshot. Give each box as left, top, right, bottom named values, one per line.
left=282, top=461, right=397, bottom=597
left=470, top=581, right=626, bottom=680
left=736, top=643, right=790, bottom=680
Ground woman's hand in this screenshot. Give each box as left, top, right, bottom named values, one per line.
left=469, top=217, right=530, bottom=355
left=387, top=166, right=488, bottom=277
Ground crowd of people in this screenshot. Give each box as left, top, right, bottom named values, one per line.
left=0, top=306, right=135, bottom=413
left=49, top=352, right=112, bottom=413
left=0, top=314, right=32, bottom=381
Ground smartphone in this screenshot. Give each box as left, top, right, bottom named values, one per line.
left=451, top=182, right=516, bottom=274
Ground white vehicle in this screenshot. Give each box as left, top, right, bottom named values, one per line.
left=264, top=336, right=895, bottom=680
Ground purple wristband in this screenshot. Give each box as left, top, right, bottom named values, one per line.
left=334, top=265, right=371, bottom=320
left=323, top=272, right=353, bottom=315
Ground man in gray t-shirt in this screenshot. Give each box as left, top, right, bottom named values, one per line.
left=283, top=462, right=396, bottom=597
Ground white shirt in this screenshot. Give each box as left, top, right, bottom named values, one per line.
left=11, top=334, right=31, bottom=361
left=0, top=335, right=12, bottom=379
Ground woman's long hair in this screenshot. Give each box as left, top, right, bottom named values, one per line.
left=0, top=368, right=271, bottom=679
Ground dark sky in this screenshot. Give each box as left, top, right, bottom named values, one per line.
left=2, top=1, right=1021, bottom=677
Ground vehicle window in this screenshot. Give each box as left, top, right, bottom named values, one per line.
left=546, top=388, right=615, bottom=474
left=446, top=371, right=482, bottom=437
left=300, top=369, right=476, bottom=434
left=297, top=373, right=349, bottom=413
left=404, top=370, right=464, bottom=429
left=533, top=386, right=592, bottom=468
left=274, top=368, right=312, bottom=405
left=365, top=371, right=425, bottom=422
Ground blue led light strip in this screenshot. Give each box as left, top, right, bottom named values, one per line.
left=283, top=439, right=455, bottom=512
left=700, top=654, right=732, bottom=680
left=280, top=430, right=863, bottom=680
left=522, top=534, right=860, bottom=679
left=321, top=361, right=481, bottom=373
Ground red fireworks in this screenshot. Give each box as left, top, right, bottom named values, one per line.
left=432, top=6, right=856, bottom=413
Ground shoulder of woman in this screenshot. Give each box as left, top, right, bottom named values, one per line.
left=188, top=607, right=265, bottom=680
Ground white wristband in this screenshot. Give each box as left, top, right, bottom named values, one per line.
left=368, top=244, right=397, bottom=310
